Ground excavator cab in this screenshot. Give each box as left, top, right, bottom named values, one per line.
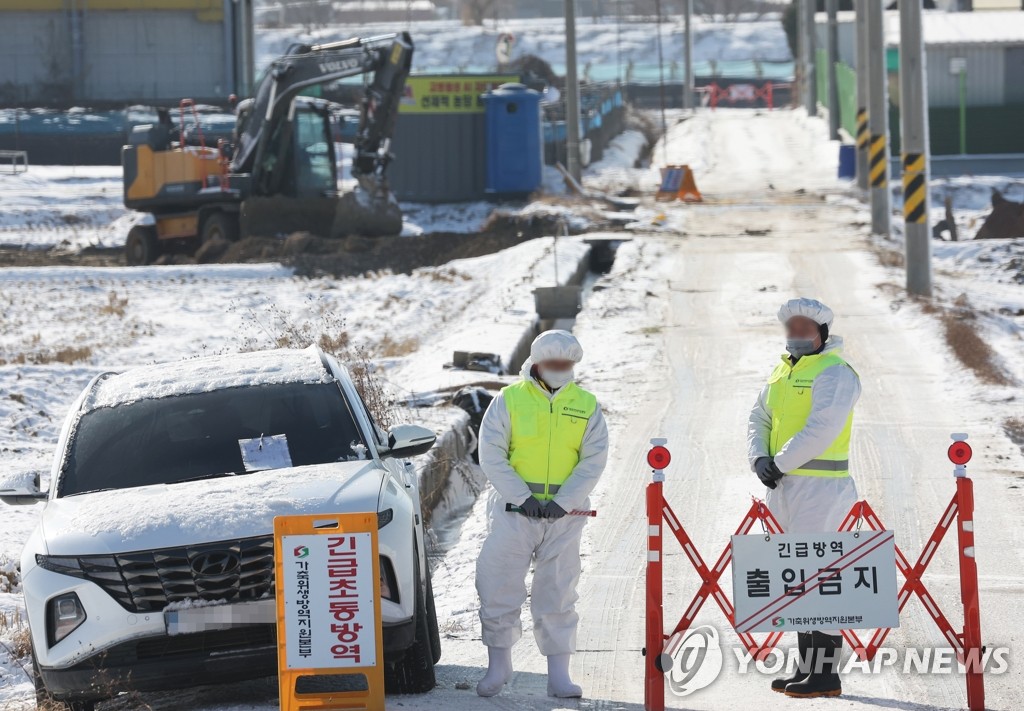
left=121, top=32, right=413, bottom=265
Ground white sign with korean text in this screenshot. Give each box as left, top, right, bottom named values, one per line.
left=731, top=530, right=899, bottom=633
left=280, top=532, right=377, bottom=669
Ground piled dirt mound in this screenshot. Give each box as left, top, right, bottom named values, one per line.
left=0, top=200, right=621, bottom=272
left=221, top=209, right=584, bottom=277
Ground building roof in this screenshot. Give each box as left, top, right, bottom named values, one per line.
left=823, top=10, right=1024, bottom=48
left=888, top=10, right=1024, bottom=47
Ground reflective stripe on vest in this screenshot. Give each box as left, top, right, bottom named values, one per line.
left=504, top=379, right=597, bottom=501
left=766, top=351, right=856, bottom=478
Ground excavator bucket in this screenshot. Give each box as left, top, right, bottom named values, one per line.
left=238, top=189, right=403, bottom=240
left=331, top=188, right=403, bottom=238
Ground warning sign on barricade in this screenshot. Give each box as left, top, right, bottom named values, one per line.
left=732, top=530, right=899, bottom=634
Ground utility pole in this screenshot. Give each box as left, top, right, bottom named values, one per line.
left=805, top=0, right=818, bottom=116
left=900, top=0, right=932, bottom=295
left=564, top=0, right=582, bottom=183
left=826, top=0, right=840, bottom=139
left=797, top=0, right=808, bottom=110
left=867, top=0, right=890, bottom=236
left=854, top=0, right=870, bottom=190
left=683, top=0, right=694, bottom=110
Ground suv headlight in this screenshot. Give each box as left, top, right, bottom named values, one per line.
left=48, top=592, right=86, bottom=647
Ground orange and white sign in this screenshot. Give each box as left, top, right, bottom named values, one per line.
left=274, top=513, right=384, bottom=711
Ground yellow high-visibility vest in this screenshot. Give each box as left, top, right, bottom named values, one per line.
left=766, top=351, right=856, bottom=477
left=504, top=379, right=597, bottom=500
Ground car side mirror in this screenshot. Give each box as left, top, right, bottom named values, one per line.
left=0, top=470, right=47, bottom=506
left=382, top=424, right=436, bottom=459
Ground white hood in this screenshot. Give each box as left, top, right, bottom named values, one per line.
left=40, top=461, right=384, bottom=556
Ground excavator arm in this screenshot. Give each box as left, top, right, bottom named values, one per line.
left=231, top=32, right=414, bottom=196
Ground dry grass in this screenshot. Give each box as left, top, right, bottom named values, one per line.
left=99, top=290, right=129, bottom=318
left=377, top=334, right=420, bottom=358
left=0, top=345, right=93, bottom=366
left=1004, top=417, right=1024, bottom=451
left=876, top=247, right=905, bottom=268
left=236, top=301, right=397, bottom=429
left=940, top=309, right=1012, bottom=386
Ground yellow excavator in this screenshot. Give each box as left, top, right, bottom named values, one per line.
left=121, top=33, right=413, bottom=265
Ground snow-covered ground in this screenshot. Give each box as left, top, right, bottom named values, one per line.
left=0, top=235, right=591, bottom=708
left=2, top=108, right=1023, bottom=711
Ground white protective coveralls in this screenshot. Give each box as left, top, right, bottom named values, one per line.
left=747, top=335, right=861, bottom=534
left=475, top=359, right=609, bottom=655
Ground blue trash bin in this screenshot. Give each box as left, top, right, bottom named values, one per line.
left=483, top=83, right=543, bottom=195
left=838, top=144, right=856, bottom=179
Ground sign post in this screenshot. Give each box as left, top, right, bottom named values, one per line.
left=274, top=513, right=385, bottom=711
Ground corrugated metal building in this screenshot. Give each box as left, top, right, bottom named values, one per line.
left=0, top=0, right=254, bottom=106
left=816, top=10, right=1024, bottom=108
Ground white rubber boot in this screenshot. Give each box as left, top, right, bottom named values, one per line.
left=476, top=646, right=513, bottom=697
left=546, top=653, right=583, bottom=698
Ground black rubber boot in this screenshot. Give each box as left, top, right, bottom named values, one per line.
left=784, top=632, right=843, bottom=698
left=770, top=632, right=813, bottom=693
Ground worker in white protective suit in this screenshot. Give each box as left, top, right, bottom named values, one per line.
left=474, top=330, right=609, bottom=698
left=748, top=297, right=861, bottom=699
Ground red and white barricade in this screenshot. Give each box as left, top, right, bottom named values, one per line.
left=643, top=435, right=985, bottom=711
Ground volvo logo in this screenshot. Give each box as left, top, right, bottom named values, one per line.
left=191, top=551, right=240, bottom=577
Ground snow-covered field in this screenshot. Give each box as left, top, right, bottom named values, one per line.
left=1, top=108, right=1022, bottom=711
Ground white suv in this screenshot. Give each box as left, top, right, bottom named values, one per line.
left=2, top=346, right=441, bottom=710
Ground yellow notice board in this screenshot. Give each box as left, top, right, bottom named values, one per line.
left=399, top=74, right=519, bottom=114
left=274, top=513, right=384, bottom=711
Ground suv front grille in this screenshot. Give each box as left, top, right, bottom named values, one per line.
left=58, top=535, right=275, bottom=613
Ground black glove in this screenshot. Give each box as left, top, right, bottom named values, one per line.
left=754, top=457, right=784, bottom=489
left=518, top=496, right=545, bottom=518
left=543, top=501, right=567, bottom=520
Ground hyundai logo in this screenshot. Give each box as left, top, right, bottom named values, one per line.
left=190, top=551, right=241, bottom=577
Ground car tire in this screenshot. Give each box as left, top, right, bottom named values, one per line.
left=125, top=225, right=159, bottom=266
left=384, top=551, right=436, bottom=694
left=425, top=563, right=441, bottom=665
left=33, top=648, right=95, bottom=711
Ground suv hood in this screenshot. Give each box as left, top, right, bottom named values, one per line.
left=40, top=461, right=384, bottom=556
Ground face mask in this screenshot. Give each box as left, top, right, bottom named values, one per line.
left=539, top=367, right=574, bottom=390
left=786, top=338, right=817, bottom=358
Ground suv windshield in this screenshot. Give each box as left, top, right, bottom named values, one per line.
left=60, top=382, right=367, bottom=497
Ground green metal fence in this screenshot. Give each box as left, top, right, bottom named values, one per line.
left=835, top=62, right=858, bottom=137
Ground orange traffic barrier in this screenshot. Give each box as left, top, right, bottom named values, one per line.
left=656, top=165, right=703, bottom=203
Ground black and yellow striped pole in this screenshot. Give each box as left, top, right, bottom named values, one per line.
left=855, top=108, right=869, bottom=190
left=868, top=132, right=888, bottom=190
left=866, top=0, right=891, bottom=236
left=898, top=0, right=932, bottom=295
left=902, top=153, right=927, bottom=225
left=854, top=0, right=870, bottom=190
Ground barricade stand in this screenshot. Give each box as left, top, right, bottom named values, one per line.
left=643, top=433, right=985, bottom=711
left=699, top=82, right=785, bottom=110
left=274, top=513, right=385, bottom=711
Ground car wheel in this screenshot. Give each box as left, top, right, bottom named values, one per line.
left=425, top=563, right=441, bottom=665
left=383, top=551, right=436, bottom=694
left=125, top=225, right=159, bottom=266
left=33, top=648, right=95, bottom=711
